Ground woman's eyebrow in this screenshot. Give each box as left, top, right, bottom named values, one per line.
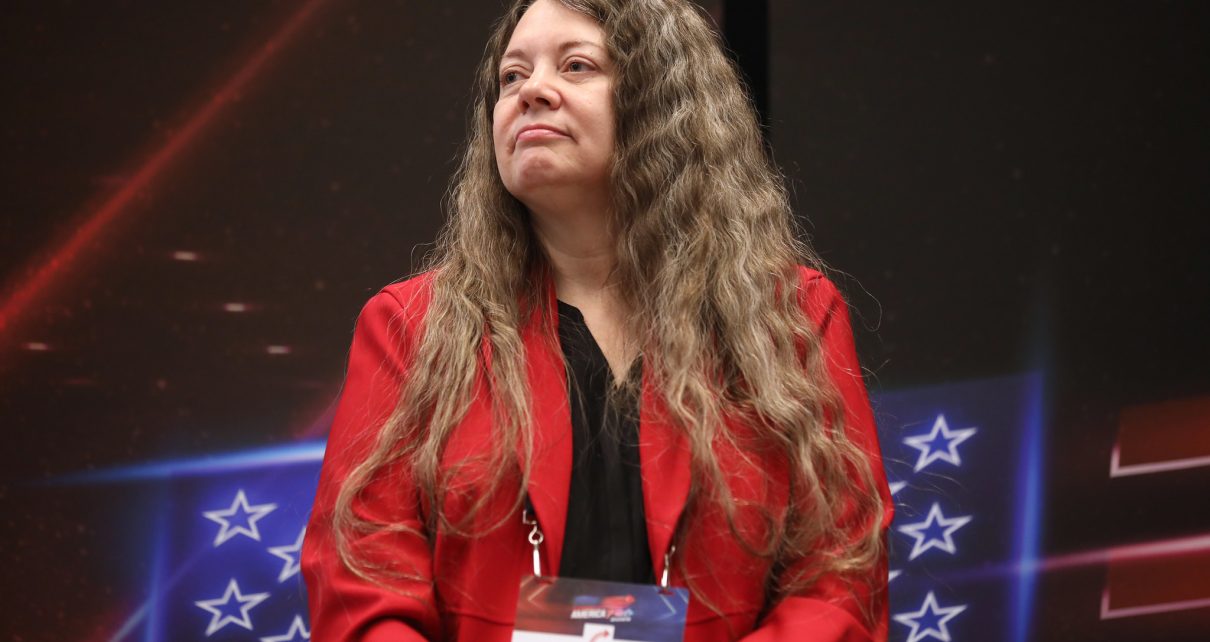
left=501, top=40, right=605, bottom=63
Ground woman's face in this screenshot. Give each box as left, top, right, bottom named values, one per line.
left=492, top=0, right=614, bottom=205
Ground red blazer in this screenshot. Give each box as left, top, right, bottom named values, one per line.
left=302, top=266, right=893, bottom=641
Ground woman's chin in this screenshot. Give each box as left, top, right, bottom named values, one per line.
left=501, top=154, right=609, bottom=202
left=508, top=165, right=575, bottom=194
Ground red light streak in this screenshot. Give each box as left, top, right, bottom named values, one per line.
left=951, top=531, right=1210, bottom=581
left=0, top=0, right=330, bottom=344
left=1038, top=532, right=1210, bottom=571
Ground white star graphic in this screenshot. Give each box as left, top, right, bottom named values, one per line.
left=268, top=527, right=306, bottom=582
left=889, top=569, right=902, bottom=583
left=889, top=480, right=907, bottom=496
left=893, top=591, right=966, bottom=642
left=261, top=614, right=311, bottom=642
left=194, top=578, right=270, bottom=636
left=902, top=414, right=977, bottom=472
left=203, top=489, right=278, bottom=547
left=898, top=502, right=972, bottom=560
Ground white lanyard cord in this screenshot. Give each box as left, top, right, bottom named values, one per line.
left=522, top=504, right=545, bottom=577
left=660, top=545, right=676, bottom=589
left=521, top=502, right=675, bottom=588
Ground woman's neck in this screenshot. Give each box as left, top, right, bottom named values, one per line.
left=528, top=200, right=617, bottom=303
left=528, top=202, right=637, bottom=379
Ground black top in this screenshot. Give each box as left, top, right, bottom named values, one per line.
left=555, top=300, right=655, bottom=584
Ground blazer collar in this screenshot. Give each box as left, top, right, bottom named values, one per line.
left=519, top=276, right=691, bottom=579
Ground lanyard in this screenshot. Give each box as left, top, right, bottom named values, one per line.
left=521, top=497, right=676, bottom=589
left=521, top=498, right=545, bottom=577
left=513, top=498, right=692, bottom=641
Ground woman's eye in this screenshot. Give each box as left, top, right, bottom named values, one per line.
left=566, top=60, right=591, bottom=73
left=500, top=70, right=520, bottom=85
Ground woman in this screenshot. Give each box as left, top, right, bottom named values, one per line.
left=302, top=0, right=893, bottom=640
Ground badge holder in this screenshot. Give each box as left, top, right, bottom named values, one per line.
left=512, top=505, right=690, bottom=642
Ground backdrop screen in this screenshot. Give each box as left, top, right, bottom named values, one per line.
left=2, top=2, right=1207, bottom=641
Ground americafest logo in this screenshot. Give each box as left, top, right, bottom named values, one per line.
left=570, top=594, right=638, bottom=622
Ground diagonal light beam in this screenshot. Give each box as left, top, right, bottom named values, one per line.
left=0, top=0, right=331, bottom=343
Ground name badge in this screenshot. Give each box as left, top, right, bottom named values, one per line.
left=512, top=575, right=689, bottom=642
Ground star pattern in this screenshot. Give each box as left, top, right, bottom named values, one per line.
left=160, top=381, right=1030, bottom=637
left=898, top=502, right=973, bottom=560
left=893, top=591, right=967, bottom=642
left=268, top=527, right=306, bottom=582
left=180, top=476, right=317, bottom=637
left=194, top=578, right=271, bottom=636
left=203, top=489, right=278, bottom=547
left=260, top=614, right=311, bottom=641
left=902, top=414, right=977, bottom=472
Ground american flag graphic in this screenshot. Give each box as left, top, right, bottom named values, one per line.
left=140, top=372, right=1043, bottom=640
left=151, top=459, right=319, bottom=641
left=876, top=372, right=1044, bottom=642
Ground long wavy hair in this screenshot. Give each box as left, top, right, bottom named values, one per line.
left=334, top=0, right=885, bottom=624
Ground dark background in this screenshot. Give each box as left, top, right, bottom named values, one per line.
left=2, top=1, right=1206, bottom=639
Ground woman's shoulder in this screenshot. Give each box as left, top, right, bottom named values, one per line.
left=794, top=264, right=827, bottom=289
left=792, top=264, right=847, bottom=327
left=354, top=270, right=438, bottom=337
left=377, top=270, right=437, bottom=308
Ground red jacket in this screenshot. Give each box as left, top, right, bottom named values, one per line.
left=302, top=266, right=893, bottom=641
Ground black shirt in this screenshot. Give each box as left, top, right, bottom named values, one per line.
left=555, top=300, right=655, bottom=584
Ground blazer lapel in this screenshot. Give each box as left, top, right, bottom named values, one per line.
left=639, top=365, right=692, bottom=581
left=519, top=282, right=572, bottom=576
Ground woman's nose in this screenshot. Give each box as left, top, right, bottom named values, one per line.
left=518, top=67, right=561, bottom=111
